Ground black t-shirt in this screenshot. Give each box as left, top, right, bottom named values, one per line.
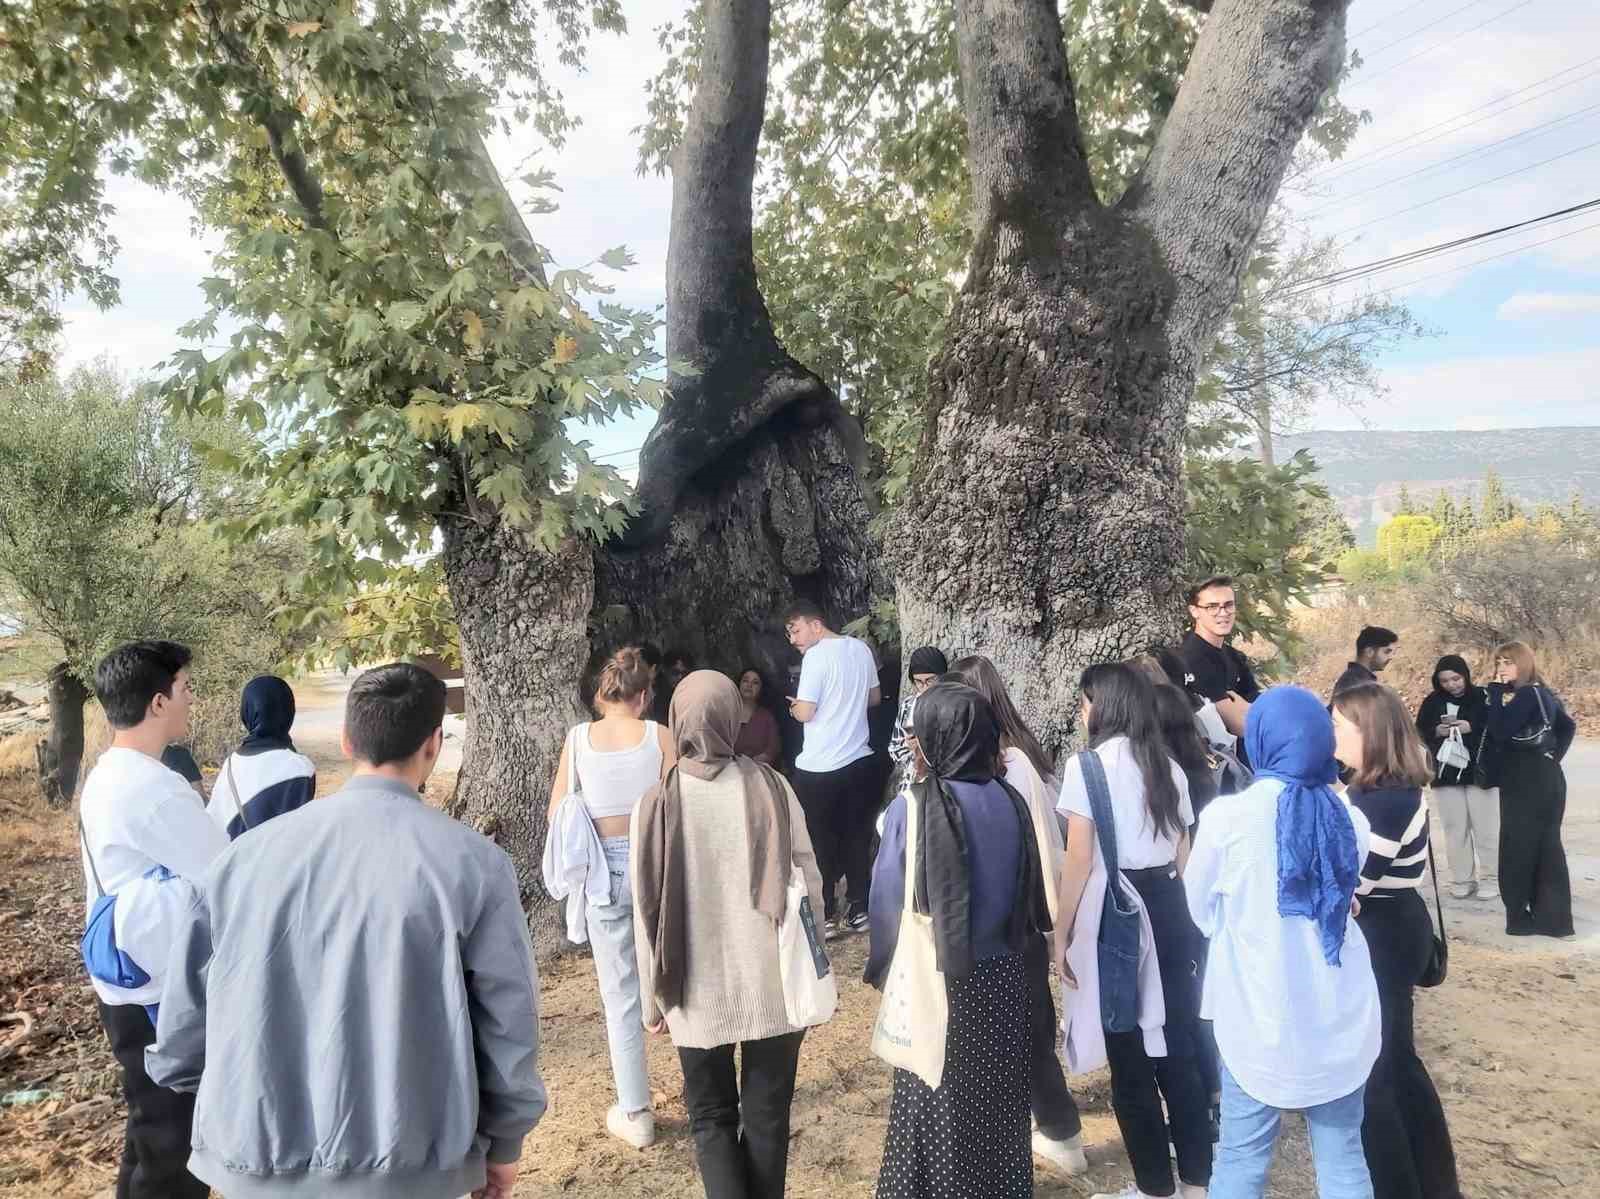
left=160, top=743, right=203, bottom=784
left=1177, top=632, right=1262, bottom=705
left=1331, top=662, right=1377, bottom=700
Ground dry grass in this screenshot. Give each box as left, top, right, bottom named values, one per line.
left=0, top=733, right=41, bottom=782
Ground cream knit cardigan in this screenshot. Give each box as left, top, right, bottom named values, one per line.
left=630, top=768, right=826, bottom=1050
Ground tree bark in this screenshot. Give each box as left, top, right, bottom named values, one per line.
left=440, top=519, right=592, bottom=954
left=37, top=661, right=88, bottom=808
left=892, top=0, right=1347, bottom=756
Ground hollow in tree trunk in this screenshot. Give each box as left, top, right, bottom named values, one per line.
left=37, top=661, right=89, bottom=808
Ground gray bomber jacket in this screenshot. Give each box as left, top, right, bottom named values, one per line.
left=148, top=774, right=546, bottom=1199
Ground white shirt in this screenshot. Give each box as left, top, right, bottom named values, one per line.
left=80, top=748, right=229, bottom=914
left=1056, top=736, right=1193, bottom=869
left=1002, top=747, right=1064, bottom=923
left=207, top=747, right=317, bottom=833
left=1184, top=778, right=1381, bottom=1109
left=794, top=635, right=876, bottom=773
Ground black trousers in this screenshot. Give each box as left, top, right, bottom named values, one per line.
left=1103, top=866, right=1212, bottom=1196
left=98, top=1000, right=209, bottom=1199
left=1498, top=751, right=1573, bottom=937
left=792, top=755, right=879, bottom=917
left=1023, top=931, right=1081, bottom=1141
left=678, top=1031, right=806, bottom=1199
left=1356, top=892, right=1462, bottom=1199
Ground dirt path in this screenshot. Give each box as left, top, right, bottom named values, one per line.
left=2, top=742, right=1596, bottom=1197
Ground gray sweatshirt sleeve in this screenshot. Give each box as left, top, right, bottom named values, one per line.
left=146, top=889, right=211, bottom=1092
left=465, top=850, right=547, bottom=1164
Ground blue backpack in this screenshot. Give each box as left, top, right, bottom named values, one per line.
left=79, top=818, right=168, bottom=1021
left=1075, top=750, right=1143, bottom=1035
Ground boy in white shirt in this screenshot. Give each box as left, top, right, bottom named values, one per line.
left=783, top=600, right=882, bottom=934
left=79, top=640, right=227, bottom=1199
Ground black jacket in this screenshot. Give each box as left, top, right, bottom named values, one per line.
left=1416, top=685, right=1490, bottom=786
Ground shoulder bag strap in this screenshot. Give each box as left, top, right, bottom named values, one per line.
left=225, top=754, right=250, bottom=831
left=903, top=785, right=920, bottom=917
left=78, top=815, right=106, bottom=900
left=1075, top=749, right=1121, bottom=882
left=1426, top=821, right=1446, bottom=945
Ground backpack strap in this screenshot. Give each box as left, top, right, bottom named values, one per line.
left=78, top=815, right=106, bottom=900
left=224, top=754, right=250, bottom=831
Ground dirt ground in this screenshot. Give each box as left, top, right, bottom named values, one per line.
left=4, top=732, right=1598, bottom=1197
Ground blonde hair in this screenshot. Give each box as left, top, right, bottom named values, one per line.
left=1331, top=682, right=1431, bottom=790
left=595, top=646, right=653, bottom=706
left=1494, top=640, right=1539, bottom=687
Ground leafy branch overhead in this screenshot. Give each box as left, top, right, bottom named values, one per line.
left=2, top=1, right=661, bottom=607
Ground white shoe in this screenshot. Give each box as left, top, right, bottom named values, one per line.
left=606, top=1104, right=655, bottom=1149
left=1477, top=883, right=1499, bottom=901
left=1089, top=1187, right=1158, bottom=1199
left=1031, top=1130, right=1088, bottom=1174
left=1450, top=882, right=1475, bottom=900
left=1180, top=1184, right=1209, bottom=1199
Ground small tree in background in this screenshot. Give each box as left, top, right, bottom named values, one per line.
left=1376, top=513, right=1442, bottom=571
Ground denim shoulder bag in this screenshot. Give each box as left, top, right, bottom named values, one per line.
left=1074, top=749, right=1142, bottom=1034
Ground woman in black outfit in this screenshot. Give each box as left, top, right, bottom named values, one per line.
left=1331, top=682, right=1461, bottom=1199
left=1485, top=640, right=1577, bottom=939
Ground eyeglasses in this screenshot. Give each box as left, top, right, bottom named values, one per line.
left=1194, top=601, right=1237, bottom=614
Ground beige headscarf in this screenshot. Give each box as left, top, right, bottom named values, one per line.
left=634, top=670, right=791, bottom=1012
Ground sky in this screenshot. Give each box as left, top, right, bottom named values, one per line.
left=55, top=0, right=1600, bottom=466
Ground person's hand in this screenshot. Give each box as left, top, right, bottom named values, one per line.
left=1216, top=691, right=1250, bottom=736
left=473, top=1161, right=517, bottom=1199
left=1055, top=930, right=1078, bottom=990
left=1454, top=719, right=1471, bottom=734
left=1435, top=721, right=1453, bottom=738
left=1350, top=895, right=1362, bottom=919
left=644, top=1015, right=666, bottom=1035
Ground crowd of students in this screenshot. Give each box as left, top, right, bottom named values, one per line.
left=72, top=571, right=1581, bottom=1199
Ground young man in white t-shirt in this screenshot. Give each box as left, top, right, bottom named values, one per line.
left=784, top=600, right=882, bottom=934
left=79, top=640, right=227, bottom=1199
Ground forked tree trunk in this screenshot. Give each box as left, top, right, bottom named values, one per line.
left=440, top=519, right=593, bottom=951
left=891, top=0, right=1348, bottom=755
left=37, top=661, right=89, bottom=809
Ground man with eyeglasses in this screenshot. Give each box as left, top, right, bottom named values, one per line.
left=1177, top=576, right=1261, bottom=743
left=887, top=646, right=947, bottom=789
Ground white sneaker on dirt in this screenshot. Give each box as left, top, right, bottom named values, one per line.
left=1089, top=1186, right=1158, bottom=1199
left=1031, top=1130, right=1088, bottom=1174
left=1450, top=882, right=1475, bottom=900
left=606, top=1105, right=656, bottom=1149
left=1179, top=1184, right=1209, bottom=1199
left=1477, top=883, right=1499, bottom=901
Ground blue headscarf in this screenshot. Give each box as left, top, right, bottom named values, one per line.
left=238, top=675, right=297, bottom=756
left=1245, top=685, right=1361, bottom=966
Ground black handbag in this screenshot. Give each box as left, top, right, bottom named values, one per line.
left=1510, top=685, right=1558, bottom=756
left=1419, top=843, right=1448, bottom=988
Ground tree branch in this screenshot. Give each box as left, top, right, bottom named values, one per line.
left=952, top=0, right=1099, bottom=239
left=1123, top=0, right=1349, bottom=353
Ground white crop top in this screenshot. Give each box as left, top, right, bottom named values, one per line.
left=573, top=721, right=664, bottom=820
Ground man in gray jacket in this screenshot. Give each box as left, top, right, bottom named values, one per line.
left=148, top=663, right=545, bottom=1199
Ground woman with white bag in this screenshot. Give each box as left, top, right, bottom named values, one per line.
left=866, top=681, right=1052, bottom=1199
left=632, top=670, right=830, bottom=1199
left=547, top=646, right=672, bottom=1149
left=1414, top=655, right=1497, bottom=900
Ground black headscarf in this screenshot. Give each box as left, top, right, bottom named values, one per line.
left=238, top=676, right=297, bottom=756
left=1430, top=654, right=1473, bottom=695
left=909, top=682, right=1050, bottom=979
left=907, top=645, right=949, bottom=678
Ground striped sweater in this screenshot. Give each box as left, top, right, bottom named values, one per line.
left=1347, top=783, right=1429, bottom=896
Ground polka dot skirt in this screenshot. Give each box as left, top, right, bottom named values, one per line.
left=875, top=951, right=1033, bottom=1198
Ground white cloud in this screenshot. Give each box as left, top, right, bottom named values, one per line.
left=1311, top=347, right=1600, bottom=429
left=1495, top=291, right=1600, bottom=320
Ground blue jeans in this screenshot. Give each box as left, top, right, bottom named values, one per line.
left=588, top=836, right=651, bottom=1114
left=1209, top=1065, right=1373, bottom=1199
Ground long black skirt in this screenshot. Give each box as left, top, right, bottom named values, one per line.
left=875, top=951, right=1032, bottom=1199
left=1498, top=750, right=1573, bottom=936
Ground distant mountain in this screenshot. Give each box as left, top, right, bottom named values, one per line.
left=1276, top=427, right=1600, bottom=546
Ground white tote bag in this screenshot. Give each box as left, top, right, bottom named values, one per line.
left=779, top=862, right=838, bottom=1028
left=1437, top=725, right=1470, bottom=774
left=870, top=790, right=948, bottom=1090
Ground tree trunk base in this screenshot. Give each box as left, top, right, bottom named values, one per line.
left=37, top=663, right=88, bottom=809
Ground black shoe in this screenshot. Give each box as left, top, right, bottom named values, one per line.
left=845, top=905, right=870, bottom=933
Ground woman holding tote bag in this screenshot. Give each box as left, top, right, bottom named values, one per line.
left=632, top=671, right=830, bottom=1199
left=865, top=682, right=1052, bottom=1199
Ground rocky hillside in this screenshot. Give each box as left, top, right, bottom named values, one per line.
left=1278, top=427, right=1600, bottom=544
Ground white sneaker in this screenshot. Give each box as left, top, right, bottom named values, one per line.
left=1179, top=1184, right=1209, bottom=1199
left=1031, top=1130, right=1088, bottom=1174
left=1089, top=1187, right=1157, bottom=1199
left=1450, top=882, right=1475, bottom=900
left=606, top=1105, right=655, bottom=1149
left=1477, top=883, right=1499, bottom=901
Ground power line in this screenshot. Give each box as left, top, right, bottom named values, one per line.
left=1302, top=99, right=1600, bottom=216
left=1331, top=136, right=1600, bottom=238
left=1279, top=197, right=1600, bottom=296
left=1347, top=0, right=1542, bottom=90
left=1310, top=56, right=1600, bottom=184
left=1356, top=0, right=1488, bottom=62
left=1345, top=216, right=1600, bottom=301
left=1352, top=0, right=1449, bottom=41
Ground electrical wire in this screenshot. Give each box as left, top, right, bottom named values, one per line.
left=1356, top=0, right=1489, bottom=61
left=1352, top=0, right=1450, bottom=41
left=1347, top=0, right=1543, bottom=91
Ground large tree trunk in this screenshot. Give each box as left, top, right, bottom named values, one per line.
left=892, top=0, right=1347, bottom=755
left=440, top=519, right=592, bottom=952
left=37, top=661, right=88, bottom=808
